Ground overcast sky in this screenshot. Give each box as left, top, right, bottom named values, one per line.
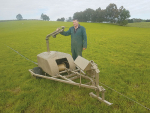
left=0, top=0, right=150, bottom=21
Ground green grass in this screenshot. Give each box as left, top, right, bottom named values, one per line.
left=127, top=22, right=150, bottom=28
left=0, top=20, right=150, bottom=113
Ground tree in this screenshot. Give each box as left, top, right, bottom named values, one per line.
left=83, top=8, right=95, bottom=22
left=66, top=17, right=73, bottom=22
left=128, top=19, right=133, bottom=23
left=41, top=13, right=50, bottom=21
left=73, top=11, right=85, bottom=22
left=93, top=7, right=101, bottom=22
left=16, top=14, right=23, bottom=20
left=60, top=17, right=65, bottom=21
left=41, top=13, right=44, bottom=19
left=117, top=6, right=130, bottom=25
left=57, top=18, right=60, bottom=21
left=106, top=3, right=118, bottom=23
left=73, top=9, right=95, bottom=22
left=93, top=7, right=106, bottom=22
left=146, top=19, right=150, bottom=22
left=133, top=18, right=142, bottom=22
left=57, top=17, right=65, bottom=21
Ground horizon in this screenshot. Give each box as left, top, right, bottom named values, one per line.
left=1, top=0, right=150, bottom=21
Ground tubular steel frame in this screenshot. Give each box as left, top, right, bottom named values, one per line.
left=29, top=67, right=112, bottom=105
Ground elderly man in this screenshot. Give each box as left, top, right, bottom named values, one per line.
left=59, top=19, right=87, bottom=60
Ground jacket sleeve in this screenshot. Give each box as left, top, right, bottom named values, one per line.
left=82, top=27, right=87, bottom=48
left=60, top=28, right=71, bottom=36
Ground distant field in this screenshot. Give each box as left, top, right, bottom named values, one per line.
left=0, top=20, right=150, bottom=113
left=127, top=22, right=150, bottom=28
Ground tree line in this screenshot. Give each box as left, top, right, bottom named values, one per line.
left=128, top=18, right=150, bottom=23
left=15, top=3, right=150, bottom=25
left=16, top=13, right=50, bottom=21
left=73, top=3, right=130, bottom=25
left=57, top=17, right=65, bottom=21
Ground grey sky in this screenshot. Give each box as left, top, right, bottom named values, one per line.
left=0, top=0, right=150, bottom=21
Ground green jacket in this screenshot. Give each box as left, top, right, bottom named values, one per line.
left=60, top=24, right=87, bottom=51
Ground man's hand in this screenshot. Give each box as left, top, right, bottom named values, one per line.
left=83, top=48, right=86, bottom=50
left=56, top=28, right=60, bottom=31
left=56, top=28, right=64, bottom=32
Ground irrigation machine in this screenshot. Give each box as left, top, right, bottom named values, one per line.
left=29, top=26, right=112, bottom=105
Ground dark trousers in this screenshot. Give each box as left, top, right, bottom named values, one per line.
left=72, top=49, right=82, bottom=60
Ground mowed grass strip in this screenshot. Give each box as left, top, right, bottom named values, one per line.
left=0, top=20, right=150, bottom=112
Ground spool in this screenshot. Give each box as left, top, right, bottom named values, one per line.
left=58, top=63, right=66, bottom=72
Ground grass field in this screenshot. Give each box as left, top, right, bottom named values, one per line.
left=0, top=20, right=150, bottom=113
left=127, top=22, right=150, bottom=28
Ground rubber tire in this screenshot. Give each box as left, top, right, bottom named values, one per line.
left=32, top=67, right=44, bottom=78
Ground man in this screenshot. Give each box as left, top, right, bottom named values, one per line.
left=58, top=19, right=87, bottom=60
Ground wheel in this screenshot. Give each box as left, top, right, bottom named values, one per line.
left=32, top=67, right=44, bottom=78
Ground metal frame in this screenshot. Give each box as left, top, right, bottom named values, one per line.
left=29, top=63, right=112, bottom=105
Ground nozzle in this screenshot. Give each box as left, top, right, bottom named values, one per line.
left=61, top=26, right=65, bottom=29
